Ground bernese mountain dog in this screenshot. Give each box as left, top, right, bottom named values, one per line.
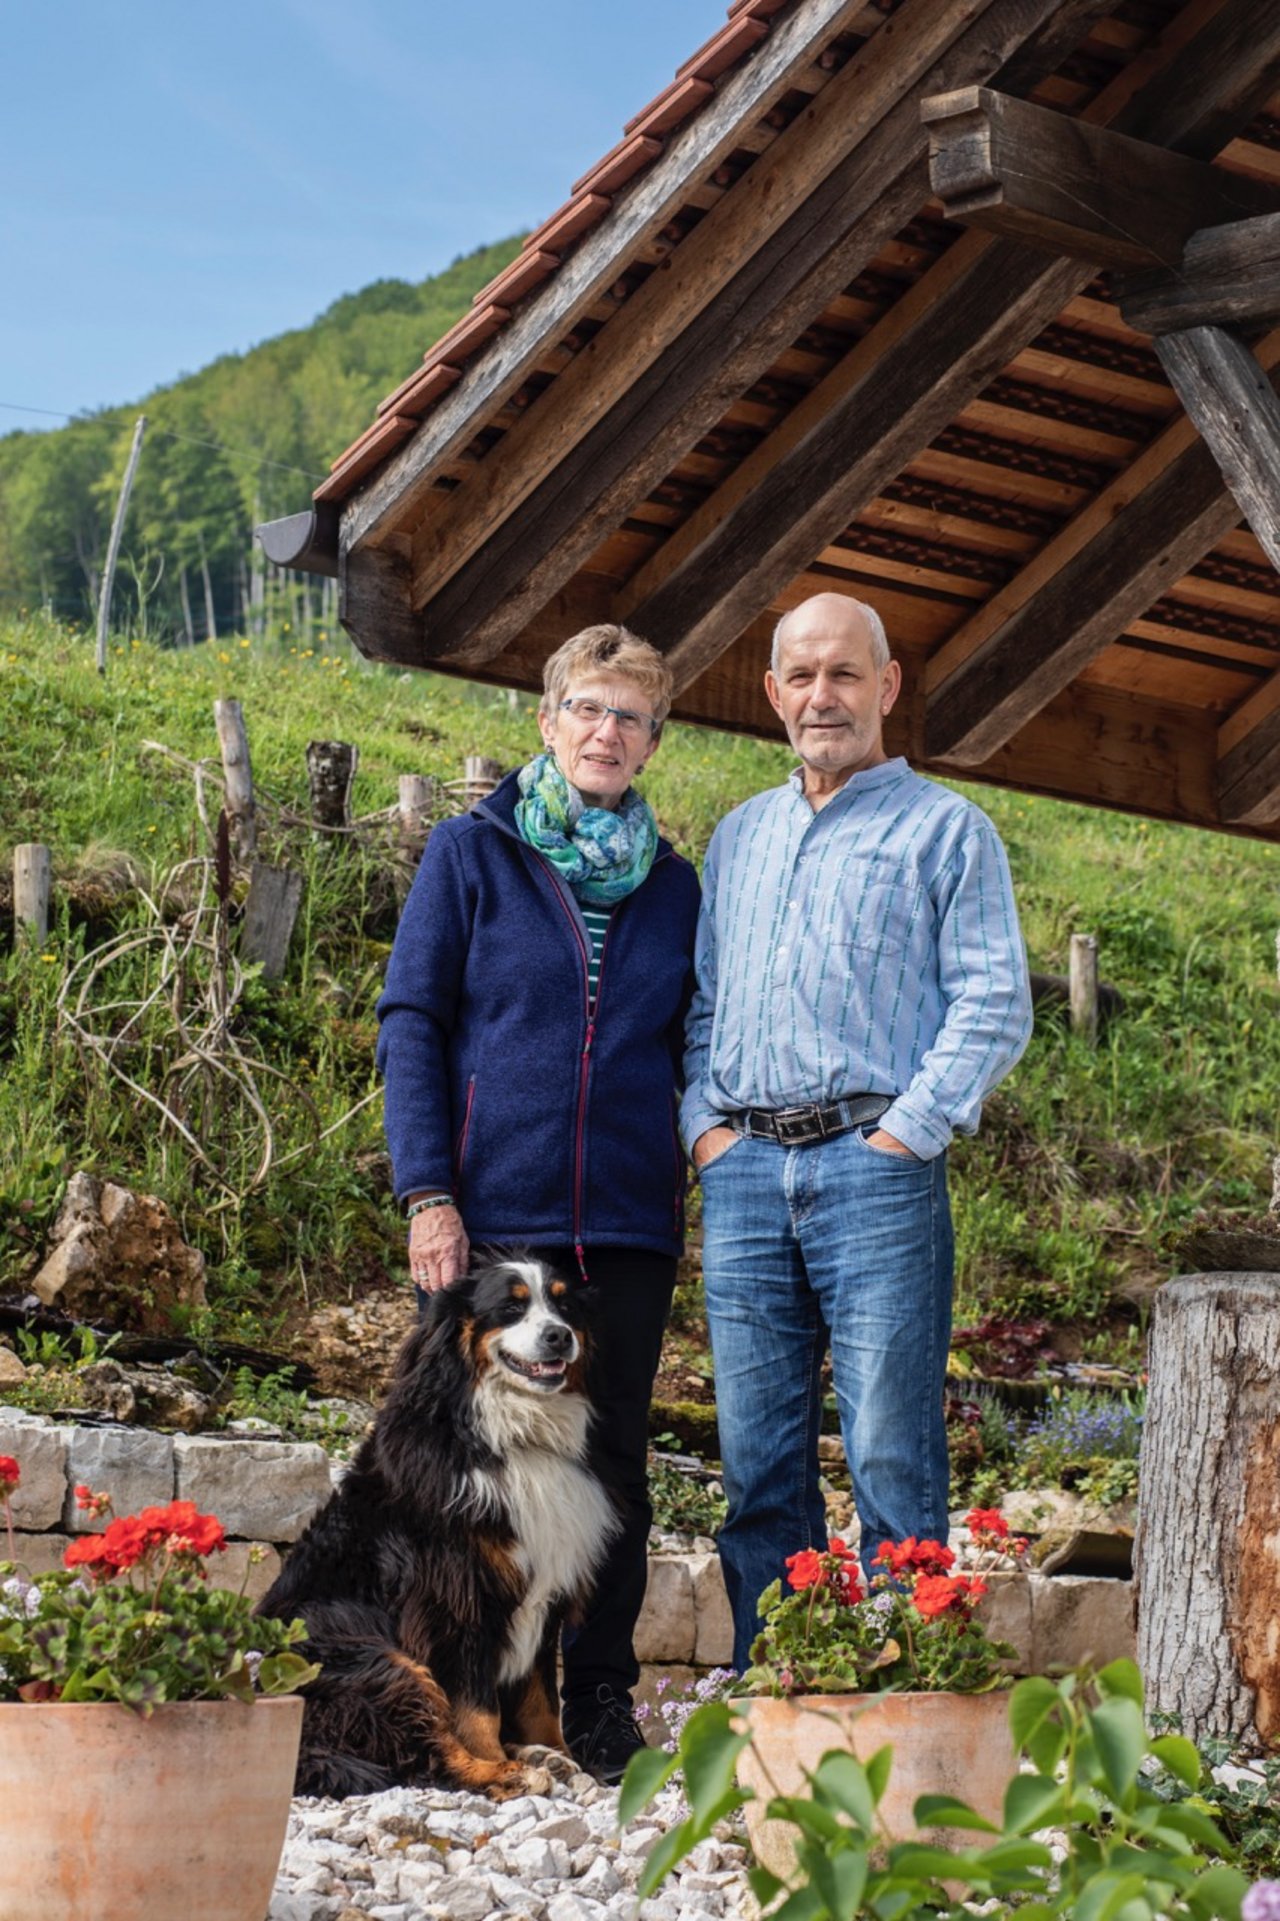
left=256, top=1256, right=617, bottom=1799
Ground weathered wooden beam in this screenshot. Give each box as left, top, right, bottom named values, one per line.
left=1119, top=213, right=1280, bottom=335
left=1155, top=325, right=1280, bottom=575
left=411, top=0, right=1119, bottom=667
left=1217, top=671, right=1280, bottom=824
left=619, top=0, right=1280, bottom=688
left=339, top=542, right=423, bottom=667
left=339, top=0, right=873, bottom=556
left=923, top=333, right=1280, bottom=765
left=922, top=86, right=1276, bottom=267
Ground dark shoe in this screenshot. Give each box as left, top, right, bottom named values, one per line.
left=562, top=1685, right=649, bottom=1784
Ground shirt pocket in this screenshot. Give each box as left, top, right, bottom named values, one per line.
left=843, top=861, right=926, bottom=955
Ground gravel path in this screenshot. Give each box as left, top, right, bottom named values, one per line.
left=267, top=1760, right=752, bottom=1921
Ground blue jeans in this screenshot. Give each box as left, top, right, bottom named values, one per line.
left=700, top=1126, right=954, bottom=1671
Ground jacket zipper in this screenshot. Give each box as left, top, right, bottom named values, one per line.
left=524, top=843, right=671, bottom=1280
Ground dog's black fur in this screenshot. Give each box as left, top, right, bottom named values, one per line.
left=256, top=1257, right=615, bottom=1799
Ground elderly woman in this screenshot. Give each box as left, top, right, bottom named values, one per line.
left=376, top=623, right=700, bottom=1781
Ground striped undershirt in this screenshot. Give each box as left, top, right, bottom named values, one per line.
left=581, top=905, right=612, bottom=1007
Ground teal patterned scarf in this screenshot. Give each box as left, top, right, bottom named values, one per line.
left=515, top=753, right=658, bottom=905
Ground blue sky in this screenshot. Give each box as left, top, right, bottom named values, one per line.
left=2, top=0, right=726, bottom=427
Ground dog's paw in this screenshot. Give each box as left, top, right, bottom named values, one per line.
left=514, top=1763, right=555, bottom=1797
left=510, top=1743, right=577, bottom=1784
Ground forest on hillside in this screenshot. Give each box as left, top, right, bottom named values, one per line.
left=0, top=238, right=521, bottom=641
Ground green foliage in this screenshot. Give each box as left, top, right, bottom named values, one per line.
left=1151, top=1732, right=1280, bottom=1883
left=622, top=1660, right=1250, bottom=1920
left=647, top=1455, right=727, bottom=1538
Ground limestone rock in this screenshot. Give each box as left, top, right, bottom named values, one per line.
left=76, top=1358, right=215, bottom=1432
left=63, top=1427, right=174, bottom=1529
left=635, top=1557, right=695, bottom=1664
left=0, top=1419, right=69, bottom=1528
left=32, top=1172, right=207, bottom=1333
left=690, top=1553, right=734, bottom=1668
left=174, top=1434, right=332, bottom=1541
left=0, top=1347, right=26, bottom=1388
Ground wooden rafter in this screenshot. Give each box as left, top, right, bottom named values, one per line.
left=615, top=0, right=1280, bottom=688
left=921, top=86, right=1278, bottom=267
left=923, top=331, right=1280, bottom=765
left=1155, top=326, right=1280, bottom=575
left=1119, top=212, right=1280, bottom=333
left=1218, top=671, right=1280, bottom=823
left=407, top=0, right=1116, bottom=669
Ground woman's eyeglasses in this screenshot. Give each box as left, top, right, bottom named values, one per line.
left=558, top=697, right=658, bottom=738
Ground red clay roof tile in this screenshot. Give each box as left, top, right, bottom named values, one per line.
left=676, top=14, right=769, bottom=83
left=475, top=249, right=562, bottom=309
left=624, top=74, right=716, bottom=138
left=315, top=412, right=419, bottom=502
left=421, top=302, right=512, bottom=370
left=571, top=131, right=664, bottom=199
left=525, top=192, right=613, bottom=254
left=375, top=360, right=463, bottom=420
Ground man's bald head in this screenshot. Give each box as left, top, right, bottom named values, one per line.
left=771, top=594, right=890, bottom=676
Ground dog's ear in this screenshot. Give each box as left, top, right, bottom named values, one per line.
left=375, top=1288, right=474, bottom=1480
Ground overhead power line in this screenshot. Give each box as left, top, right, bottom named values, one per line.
left=0, top=399, right=326, bottom=481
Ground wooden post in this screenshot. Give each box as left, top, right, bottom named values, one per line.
left=464, top=755, right=504, bottom=808
left=213, top=699, right=257, bottom=862
left=95, top=414, right=146, bottom=675
left=240, top=866, right=304, bottom=980
left=1137, top=1272, right=1280, bottom=1748
left=306, top=741, right=358, bottom=830
left=398, top=775, right=439, bottom=846
left=13, top=844, right=52, bottom=944
left=1069, top=932, right=1098, bottom=1045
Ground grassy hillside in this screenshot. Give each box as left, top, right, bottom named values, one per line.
left=2, top=609, right=1278, bottom=1358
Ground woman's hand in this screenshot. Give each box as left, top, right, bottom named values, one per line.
left=408, top=1204, right=470, bottom=1293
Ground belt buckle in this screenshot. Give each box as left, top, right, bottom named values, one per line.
left=774, top=1105, right=819, bottom=1145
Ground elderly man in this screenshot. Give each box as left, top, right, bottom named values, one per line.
left=683, top=592, right=1032, bottom=1670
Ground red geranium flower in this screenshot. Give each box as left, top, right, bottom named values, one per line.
left=0, top=1456, right=19, bottom=1497
left=913, top=1572, right=987, bottom=1620
left=966, top=1508, right=1009, bottom=1539
left=785, top=1548, right=825, bottom=1592
left=874, top=1536, right=955, bottom=1579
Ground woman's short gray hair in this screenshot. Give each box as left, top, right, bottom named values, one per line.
left=540, top=624, right=674, bottom=725
left=771, top=598, right=890, bottom=675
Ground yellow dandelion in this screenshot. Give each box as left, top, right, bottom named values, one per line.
left=217, top=650, right=230, bottom=663
left=239, top=638, right=250, bottom=649
left=147, top=824, right=158, bottom=834
left=40, top=953, right=57, bottom=965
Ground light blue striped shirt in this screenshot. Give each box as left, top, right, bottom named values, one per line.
left=681, top=758, right=1032, bottom=1162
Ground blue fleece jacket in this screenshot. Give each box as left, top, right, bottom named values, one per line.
left=376, top=771, right=701, bottom=1259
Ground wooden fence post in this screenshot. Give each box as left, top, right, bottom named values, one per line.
left=13, top=844, right=52, bottom=944
left=1069, top=932, right=1098, bottom=1045
left=464, top=755, right=504, bottom=808
left=398, top=775, right=439, bottom=848
left=240, top=866, right=304, bottom=980
left=213, top=699, right=257, bottom=862
left=1137, top=1272, right=1280, bottom=1747
left=306, top=741, right=358, bottom=830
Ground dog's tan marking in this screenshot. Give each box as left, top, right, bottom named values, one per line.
left=510, top=1670, right=568, bottom=1752
left=454, top=1703, right=506, bottom=1762
left=478, top=1535, right=524, bottom=1591
left=549, top=1280, right=567, bottom=1300
left=511, top=1282, right=530, bottom=1302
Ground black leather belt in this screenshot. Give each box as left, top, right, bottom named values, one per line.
left=732, top=1094, right=891, bottom=1146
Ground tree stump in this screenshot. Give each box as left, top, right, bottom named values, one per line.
left=13, top=844, right=52, bottom=943
left=214, top=699, right=256, bottom=861
left=1136, top=1272, right=1280, bottom=1749
left=464, top=755, right=504, bottom=808
left=306, top=740, right=358, bottom=830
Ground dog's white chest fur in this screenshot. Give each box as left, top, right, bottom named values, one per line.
left=469, top=1375, right=616, bottom=1685
left=499, top=1449, right=615, bottom=1683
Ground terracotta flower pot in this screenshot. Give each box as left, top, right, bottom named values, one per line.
left=738, top=1691, right=1015, bottom=1878
left=0, top=1696, right=303, bottom=1921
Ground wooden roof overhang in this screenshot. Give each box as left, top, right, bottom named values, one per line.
left=260, top=0, right=1280, bottom=839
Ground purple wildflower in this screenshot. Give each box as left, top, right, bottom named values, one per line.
left=1243, top=1883, right=1280, bottom=1921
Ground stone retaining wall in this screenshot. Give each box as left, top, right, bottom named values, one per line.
left=3, top=1412, right=1135, bottom=1675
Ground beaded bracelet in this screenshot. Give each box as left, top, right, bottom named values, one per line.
left=405, top=1194, right=455, bottom=1221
